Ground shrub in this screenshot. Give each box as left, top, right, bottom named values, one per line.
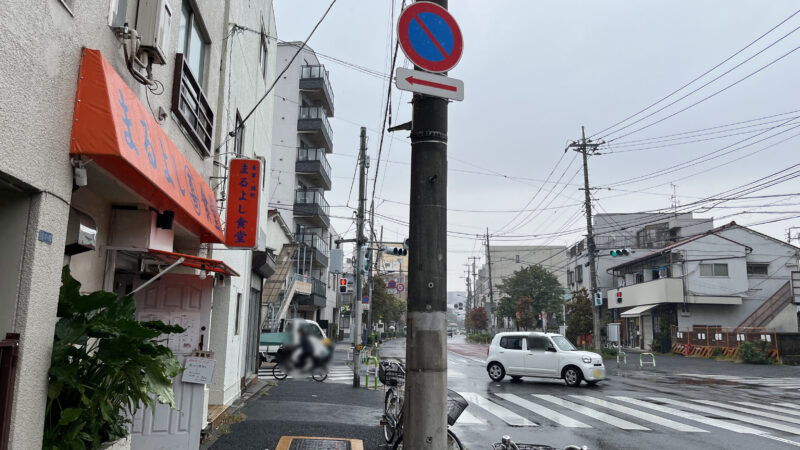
left=601, top=348, right=618, bottom=359
left=467, top=332, right=493, bottom=344
left=44, top=267, right=185, bottom=449
left=710, top=347, right=723, bottom=358
left=739, top=340, right=771, bottom=364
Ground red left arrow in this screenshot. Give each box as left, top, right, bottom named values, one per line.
left=405, top=76, right=458, bottom=92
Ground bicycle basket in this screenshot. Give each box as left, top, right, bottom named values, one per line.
left=378, top=361, right=405, bottom=387
left=446, top=390, right=468, bottom=426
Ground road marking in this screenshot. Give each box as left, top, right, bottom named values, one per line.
left=734, top=401, right=800, bottom=417
left=777, top=402, right=800, bottom=411
left=570, top=396, right=705, bottom=432
left=533, top=395, right=649, bottom=430
left=455, top=409, right=486, bottom=425
left=693, top=399, right=800, bottom=424
left=459, top=392, right=537, bottom=427
left=649, top=397, right=800, bottom=435
left=495, top=394, right=591, bottom=428
left=611, top=396, right=800, bottom=448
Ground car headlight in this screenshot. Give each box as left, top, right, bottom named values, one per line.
left=582, top=356, right=592, bottom=364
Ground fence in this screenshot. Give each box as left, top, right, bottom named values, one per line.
left=670, top=325, right=779, bottom=360
left=0, top=333, right=20, bottom=450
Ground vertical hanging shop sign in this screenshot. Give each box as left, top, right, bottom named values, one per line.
left=225, top=159, right=261, bottom=248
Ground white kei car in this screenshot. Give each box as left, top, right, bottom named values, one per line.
left=486, top=332, right=606, bottom=387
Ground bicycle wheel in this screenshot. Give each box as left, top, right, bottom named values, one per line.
left=391, top=429, right=463, bottom=449
left=272, top=363, right=288, bottom=380
left=311, top=367, right=328, bottom=382
left=383, top=390, right=400, bottom=443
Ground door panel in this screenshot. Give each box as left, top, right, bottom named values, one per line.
left=129, top=274, right=212, bottom=450
left=524, top=336, right=560, bottom=376
left=498, top=336, right=526, bottom=373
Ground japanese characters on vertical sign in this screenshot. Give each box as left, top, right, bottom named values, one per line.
left=225, top=159, right=261, bottom=248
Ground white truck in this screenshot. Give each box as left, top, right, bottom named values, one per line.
left=259, top=318, right=328, bottom=363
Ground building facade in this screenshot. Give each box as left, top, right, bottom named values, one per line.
left=268, top=42, right=337, bottom=323
left=0, top=0, right=279, bottom=448
left=607, top=222, right=800, bottom=350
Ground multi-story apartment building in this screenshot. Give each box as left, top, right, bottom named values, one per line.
left=475, top=245, right=568, bottom=310
left=607, top=222, right=800, bottom=350
left=268, top=42, right=337, bottom=323
left=565, top=213, right=714, bottom=298
left=0, top=1, right=280, bottom=448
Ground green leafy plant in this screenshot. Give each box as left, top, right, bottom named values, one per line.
left=710, top=347, right=724, bottom=358
left=739, top=340, right=771, bottom=364
left=43, top=267, right=186, bottom=449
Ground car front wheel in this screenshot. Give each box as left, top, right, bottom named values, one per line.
left=563, top=366, right=582, bottom=387
left=487, top=362, right=505, bottom=381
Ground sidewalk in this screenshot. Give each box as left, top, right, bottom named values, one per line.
left=206, top=378, right=385, bottom=449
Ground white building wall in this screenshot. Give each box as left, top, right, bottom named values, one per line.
left=208, top=0, right=277, bottom=409
left=0, top=0, right=226, bottom=447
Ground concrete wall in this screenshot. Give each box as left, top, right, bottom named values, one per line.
left=0, top=0, right=227, bottom=446
left=208, top=0, right=277, bottom=409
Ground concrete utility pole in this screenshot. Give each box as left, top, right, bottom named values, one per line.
left=404, top=0, right=449, bottom=445
left=367, top=201, right=375, bottom=336
left=468, top=256, right=479, bottom=312
left=568, top=126, right=604, bottom=352
left=353, top=127, right=368, bottom=387
left=485, top=228, right=495, bottom=334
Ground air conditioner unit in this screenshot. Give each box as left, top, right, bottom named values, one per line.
left=136, top=0, right=171, bottom=65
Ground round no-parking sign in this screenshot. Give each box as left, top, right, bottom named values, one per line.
left=398, top=2, right=463, bottom=73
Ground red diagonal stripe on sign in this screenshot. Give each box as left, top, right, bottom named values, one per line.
left=413, top=13, right=449, bottom=60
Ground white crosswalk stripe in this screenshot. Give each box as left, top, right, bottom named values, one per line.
left=676, top=373, right=800, bottom=389
left=694, top=399, right=800, bottom=425
left=495, top=393, right=591, bottom=428
left=533, top=395, right=649, bottom=431
left=649, top=397, right=800, bottom=436
left=455, top=409, right=485, bottom=425
left=777, top=402, right=800, bottom=411
left=258, top=364, right=354, bottom=383
left=570, top=395, right=706, bottom=432
left=734, top=401, right=800, bottom=417
left=459, top=392, right=537, bottom=427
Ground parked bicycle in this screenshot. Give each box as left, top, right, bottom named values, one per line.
left=493, top=434, right=588, bottom=450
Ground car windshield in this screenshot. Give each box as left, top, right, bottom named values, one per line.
left=551, top=336, right=577, bottom=351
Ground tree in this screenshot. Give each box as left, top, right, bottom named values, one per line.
left=495, top=296, right=516, bottom=323
left=364, top=276, right=407, bottom=326
left=496, top=265, right=564, bottom=322
left=565, top=288, right=593, bottom=343
left=465, top=306, right=488, bottom=332
left=515, top=296, right=536, bottom=330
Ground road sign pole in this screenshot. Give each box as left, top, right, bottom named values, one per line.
left=405, top=1, right=450, bottom=448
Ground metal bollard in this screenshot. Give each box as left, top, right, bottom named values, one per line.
left=640, top=352, right=656, bottom=368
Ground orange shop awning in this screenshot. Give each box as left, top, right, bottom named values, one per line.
left=147, top=249, right=239, bottom=277
left=70, top=49, right=224, bottom=243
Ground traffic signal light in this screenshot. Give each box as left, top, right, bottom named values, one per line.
left=609, top=248, right=632, bottom=257
left=339, top=277, right=348, bottom=293
left=383, top=246, right=408, bottom=256
left=594, top=291, right=603, bottom=306
left=616, top=290, right=623, bottom=303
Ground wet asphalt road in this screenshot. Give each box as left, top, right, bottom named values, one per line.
left=441, top=335, right=800, bottom=450
left=209, top=337, right=800, bottom=450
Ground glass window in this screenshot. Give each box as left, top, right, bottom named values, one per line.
left=259, top=28, right=269, bottom=80
left=700, top=263, right=728, bottom=277
left=551, top=335, right=576, bottom=351
left=179, top=3, right=207, bottom=85
left=499, top=336, right=523, bottom=350
left=526, top=336, right=549, bottom=351
left=575, top=265, right=583, bottom=283
left=746, top=263, right=769, bottom=276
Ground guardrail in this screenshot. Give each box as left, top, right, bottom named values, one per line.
left=639, top=352, right=656, bottom=369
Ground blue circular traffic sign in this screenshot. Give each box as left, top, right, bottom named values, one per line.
left=398, top=2, right=463, bottom=73
left=362, top=296, right=370, bottom=304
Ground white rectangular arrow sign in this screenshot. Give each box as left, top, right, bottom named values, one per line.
left=395, top=67, right=464, bottom=101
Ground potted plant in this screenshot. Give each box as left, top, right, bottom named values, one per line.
left=43, top=267, right=185, bottom=449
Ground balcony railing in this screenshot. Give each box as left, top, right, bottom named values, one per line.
left=295, top=148, right=331, bottom=189
left=300, top=65, right=334, bottom=105
left=295, top=232, right=330, bottom=256
left=298, top=106, right=333, bottom=150
left=310, top=277, right=327, bottom=297
left=295, top=189, right=329, bottom=213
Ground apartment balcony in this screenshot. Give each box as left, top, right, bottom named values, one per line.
left=299, top=65, right=334, bottom=117
left=296, top=148, right=331, bottom=191
left=295, top=231, right=329, bottom=268
left=293, top=188, right=330, bottom=228
left=298, top=106, right=333, bottom=152
left=607, top=277, right=742, bottom=310
left=294, top=277, right=328, bottom=308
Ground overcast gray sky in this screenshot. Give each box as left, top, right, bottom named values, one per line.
left=274, top=1, right=800, bottom=292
